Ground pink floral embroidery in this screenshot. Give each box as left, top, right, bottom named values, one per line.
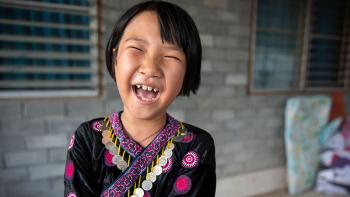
left=104, top=151, right=114, bottom=167
left=65, top=161, right=74, bottom=181
left=162, top=157, right=173, bottom=173
left=66, top=192, right=76, bottom=197
left=181, top=132, right=194, bottom=143
left=92, top=121, right=103, bottom=132
left=181, top=151, right=199, bottom=169
left=68, top=134, right=75, bottom=150
left=143, top=191, right=151, bottom=197
left=173, top=175, right=192, bottom=194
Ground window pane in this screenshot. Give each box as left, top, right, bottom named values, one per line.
left=253, top=0, right=304, bottom=90
left=306, top=0, right=348, bottom=88
left=0, top=0, right=98, bottom=94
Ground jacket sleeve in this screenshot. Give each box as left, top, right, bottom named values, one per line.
left=64, top=123, right=102, bottom=197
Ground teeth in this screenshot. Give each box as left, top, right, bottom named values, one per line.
left=135, top=84, right=159, bottom=92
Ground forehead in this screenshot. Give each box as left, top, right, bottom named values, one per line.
left=122, top=11, right=181, bottom=49
left=124, top=11, right=158, bottom=32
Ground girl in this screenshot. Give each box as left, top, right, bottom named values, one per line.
left=64, top=1, right=216, bottom=197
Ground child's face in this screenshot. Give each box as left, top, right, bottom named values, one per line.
left=115, top=11, right=186, bottom=120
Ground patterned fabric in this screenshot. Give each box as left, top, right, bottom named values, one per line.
left=181, top=132, right=194, bottom=143
left=182, top=151, right=199, bottom=169
left=101, top=113, right=180, bottom=196
left=68, top=134, right=75, bottom=150
left=104, top=151, right=114, bottom=167
left=162, top=157, right=173, bottom=173
left=109, top=112, right=144, bottom=157
left=143, top=191, right=151, bottom=197
left=66, top=192, right=77, bottom=197
left=92, top=121, right=103, bottom=132
left=64, top=160, right=74, bottom=181
left=173, top=175, right=192, bottom=194
left=64, top=111, right=216, bottom=197
left=285, top=96, right=331, bottom=194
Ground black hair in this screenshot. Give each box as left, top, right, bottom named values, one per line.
left=105, top=1, right=202, bottom=96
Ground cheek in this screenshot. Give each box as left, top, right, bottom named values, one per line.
left=166, top=64, right=186, bottom=92
left=115, top=52, right=139, bottom=82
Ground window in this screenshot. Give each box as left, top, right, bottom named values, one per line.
left=249, top=0, right=350, bottom=94
left=0, top=0, right=101, bottom=98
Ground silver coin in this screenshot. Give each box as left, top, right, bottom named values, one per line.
left=146, top=172, right=157, bottom=183
left=102, top=130, right=109, bottom=138
left=117, top=159, right=128, bottom=171
left=164, top=149, right=173, bottom=159
left=102, top=137, right=111, bottom=145
left=141, top=180, right=153, bottom=191
left=168, top=143, right=175, bottom=150
left=153, top=165, right=162, bottom=176
left=134, top=188, right=144, bottom=197
left=121, top=164, right=128, bottom=171
left=159, top=156, right=167, bottom=166
left=109, top=146, right=118, bottom=155
left=112, top=155, right=121, bottom=165
left=105, top=142, right=115, bottom=150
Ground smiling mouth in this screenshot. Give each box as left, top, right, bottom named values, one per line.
left=133, top=84, right=160, bottom=103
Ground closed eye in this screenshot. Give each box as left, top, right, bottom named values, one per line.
left=129, top=46, right=143, bottom=52
left=164, top=56, right=182, bottom=62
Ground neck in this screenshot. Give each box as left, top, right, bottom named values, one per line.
left=120, top=110, right=166, bottom=147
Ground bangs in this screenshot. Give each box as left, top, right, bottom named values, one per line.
left=156, top=6, right=186, bottom=52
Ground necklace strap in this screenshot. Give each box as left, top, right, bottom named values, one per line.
left=137, top=129, right=160, bottom=144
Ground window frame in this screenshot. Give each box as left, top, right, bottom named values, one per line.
left=0, top=0, right=104, bottom=99
left=248, top=0, right=350, bottom=95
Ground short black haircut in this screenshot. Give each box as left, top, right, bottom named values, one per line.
left=105, top=1, right=202, bottom=96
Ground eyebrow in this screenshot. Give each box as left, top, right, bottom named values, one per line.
left=125, top=37, right=149, bottom=44
left=125, top=37, right=182, bottom=52
left=164, top=45, right=182, bottom=52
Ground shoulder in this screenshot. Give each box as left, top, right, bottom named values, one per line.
left=182, top=122, right=215, bottom=146
left=69, top=117, right=106, bottom=156
left=71, top=117, right=105, bottom=147
left=180, top=122, right=216, bottom=166
left=74, top=117, right=105, bottom=135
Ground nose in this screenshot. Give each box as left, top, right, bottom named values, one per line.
left=138, top=55, right=161, bottom=78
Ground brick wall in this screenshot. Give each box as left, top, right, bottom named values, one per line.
left=0, top=0, right=287, bottom=196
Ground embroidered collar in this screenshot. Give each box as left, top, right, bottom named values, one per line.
left=109, top=112, right=143, bottom=157
left=109, top=112, right=176, bottom=157
left=102, top=112, right=181, bottom=197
